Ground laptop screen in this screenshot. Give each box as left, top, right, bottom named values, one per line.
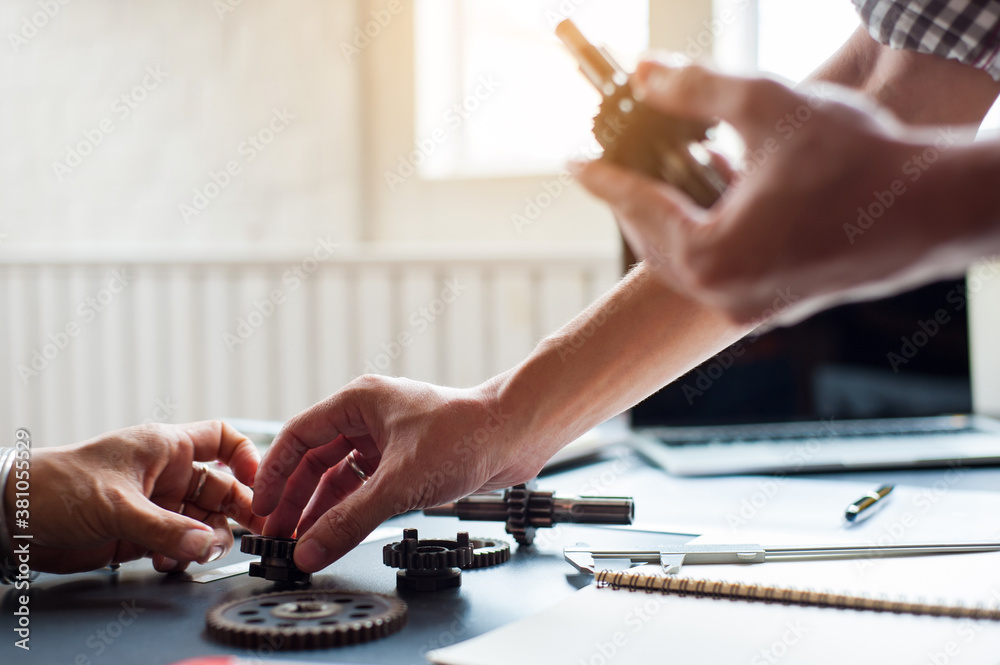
left=630, top=279, right=973, bottom=428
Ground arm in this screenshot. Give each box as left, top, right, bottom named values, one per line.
left=813, top=27, right=1000, bottom=125
left=575, top=29, right=1000, bottom=324
left=252, top=264, right=749, bottom=572
left=250, top=27, right=1000, bottom=573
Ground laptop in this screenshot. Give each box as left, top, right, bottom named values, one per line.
left=629, top=278, right=1000, bottom=476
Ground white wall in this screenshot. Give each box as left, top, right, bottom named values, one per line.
left=0, top=0, right=362, bottom=249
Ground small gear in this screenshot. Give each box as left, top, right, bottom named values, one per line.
left=467, top=537, right=511, bottom=569
left=505, top=481, right=555, bottom=547
left=423, top=481, right=634, bottom=547
left=206, top=590, right=407, bottom=650
left=383, top=529, right=473, bottom=591
left=241, top=535, right=310, bottom=584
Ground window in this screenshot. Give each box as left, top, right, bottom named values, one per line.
left=414, top=0, right=648, bottom=179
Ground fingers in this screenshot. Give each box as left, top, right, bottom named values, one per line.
left=633, top=61, right=799, bottom=144
left=179, top=420, right=261, bottom=488
left=261, top=437, right=354, bottom=538
left=254, top=383, right=377, bottom=516
left=293, top=477, right=398, bottom=573
left=295, top=461, right=367, bottom=535
left=152, top=553, right=190, bottom=574
left=572, top=158, right=704, bottom=276
left=115, top=498, right=223, bottom=565
left=186, top=465, right=265, bottom=533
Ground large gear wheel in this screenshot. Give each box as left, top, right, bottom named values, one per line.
left=206, top=590, right=407, bottom=650
left=241, top=535, right=310, bottom=584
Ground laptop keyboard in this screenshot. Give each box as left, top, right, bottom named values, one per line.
left=649, top=416, right=977, bottom=447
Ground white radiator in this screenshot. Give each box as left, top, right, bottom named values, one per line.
left=1, top=245, right=619, bottom=447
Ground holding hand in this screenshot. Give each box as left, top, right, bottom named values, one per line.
left=7, top=421, right=263, bottom=574
left=574, top=60, right=982, bottom=325
left=252, top=375, right=548, bottom=573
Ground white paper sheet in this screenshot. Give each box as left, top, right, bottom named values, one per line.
left=428, top=582, right=1000, bottom=665
left=428, top=480, right=1000, bottom=665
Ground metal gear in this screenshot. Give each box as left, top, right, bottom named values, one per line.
left=382, top=529, right=473, bottom=591
left=467, top=537, right=511, bottom=569
left=206, top=590, right=407, bottom=650
left=241, top=535, right=311, bottom=584
left=424, top=480, right=634, bottom=547
left=505, top=480, right=554, bottom=547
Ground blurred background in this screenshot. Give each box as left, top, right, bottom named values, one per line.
left=3, top=0, right=1000, bottom=447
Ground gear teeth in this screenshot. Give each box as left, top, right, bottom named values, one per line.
left=241, top=535, right=297, bottom=558
left=466, top=537, right=511, bottom=569
left=241, top=535, right=310, bottom=584
left=505, top=481, right=555, bottom=546
left=382, top=530, right=473, bottom=570
left=206, top=590, right=407, bottom=650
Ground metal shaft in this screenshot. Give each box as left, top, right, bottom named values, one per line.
left=424, top=493, right=634, bottom=526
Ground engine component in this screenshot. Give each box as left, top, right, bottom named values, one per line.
left=241, top=535, right=311, bottom=584
left=423, top=480, right=635, bottom=546
left=555, top=19, right=726, bottom=208
left=206, top=590, right=407, bottom=650
left=383, top=529, right=474, bottom=591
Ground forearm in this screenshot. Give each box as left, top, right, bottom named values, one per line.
left=490, top=262, right=749, bottom=457
left=811, top=27, right=1000, bottom=125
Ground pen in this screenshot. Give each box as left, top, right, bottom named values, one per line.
left=845, top=484, right=894, bottom=522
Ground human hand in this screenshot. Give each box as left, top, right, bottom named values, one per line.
left=574, top=60, right=975, bottom=325
left=252, top=375, right=543, bottom=573
left=7, top=421, right=264, bottom=574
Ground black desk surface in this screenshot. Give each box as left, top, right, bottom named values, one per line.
left=3, top=450, right=1000, bottom=665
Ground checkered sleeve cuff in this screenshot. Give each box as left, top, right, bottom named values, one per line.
left=853, top=0, right=1000, bottom=80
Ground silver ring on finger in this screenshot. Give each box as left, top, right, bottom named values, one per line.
left=346, top=450, right=371, bottom=484
left=187, top=464, right=209, bottom=503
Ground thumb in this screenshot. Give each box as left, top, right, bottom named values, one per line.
left=293, top=480, right=397, bottom=573
left=116, top=500, right=220, bottom=564
left=634, top=61, right=797, bottom=144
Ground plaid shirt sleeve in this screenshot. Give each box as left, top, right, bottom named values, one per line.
left=852, top=0, right=1000, bottom=80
